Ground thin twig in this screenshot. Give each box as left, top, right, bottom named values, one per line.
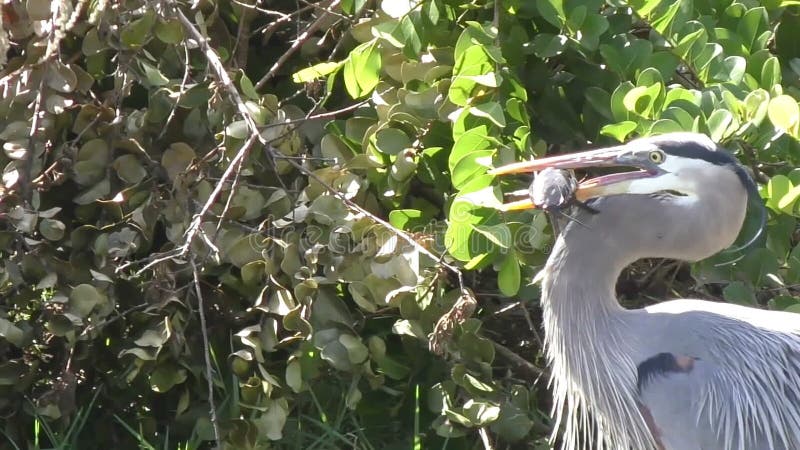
left=493, top=341, right=546, bottom=379
left=158, top=42, right=193, bottom=140
left=279, top=153, right=467, bottom=291
left=255, top=2, right=318, bottom=38
left=231, top=0, right=290, bottom=18
left=171, top=1, right=470, bottom=327
left=191, top=259, right=222, bottom=449
left=630, top=15, right=703, bottom=89
left=183, top=133, right=259, bottom=255
left=254, top=0, right=340, bottom=90
left=176, top=8, right=261, bottom=138
left=518, top=301, right=542, bottom=348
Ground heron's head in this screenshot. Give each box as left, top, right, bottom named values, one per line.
left=490, top=132, right=766, bottom=253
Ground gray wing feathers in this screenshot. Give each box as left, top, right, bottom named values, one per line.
left=639, top=357, right=717, bottom=450
left=637, top=305, right=800, bottom=450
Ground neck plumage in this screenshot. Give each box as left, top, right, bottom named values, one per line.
left=539, top=186, right=747, bottom=450
left=542, top=227, right=654, bottom=450
left=540, top=196, right=668, bottom=450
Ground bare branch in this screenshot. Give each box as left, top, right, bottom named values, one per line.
left=191, top=259, right=222, bottom=449
left=254, top=0, right=341, bottom=90
left=493, top=341, right=546, bottom=379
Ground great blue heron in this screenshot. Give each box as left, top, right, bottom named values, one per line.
left=489, top=132, right=800, bottom=450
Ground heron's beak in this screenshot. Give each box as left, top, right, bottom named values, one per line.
left=490, top=145, right=658, bottom=211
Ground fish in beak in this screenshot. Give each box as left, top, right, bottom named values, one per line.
left=489, top=143, right=666, bottom=211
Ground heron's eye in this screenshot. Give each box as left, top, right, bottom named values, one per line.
left=648, top=151, right=665, bottom=164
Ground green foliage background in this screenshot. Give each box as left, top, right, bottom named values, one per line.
left=1, top=0, right=799, bottom=448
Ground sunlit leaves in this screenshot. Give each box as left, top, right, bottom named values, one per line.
left=372, top=127, right=412, bottom=155
left=292, top=61, right=342, bottom=83
left=6, top=0, right=800, bottom=447
left=766, top=174, right=800, bottom=214
left=497, top=251, right=521, bottom=296
left=768, top=95, right=800, bottom=138
left=601, top=121, right=637, bottom=141
left=343, top=41, right=382, bottom=98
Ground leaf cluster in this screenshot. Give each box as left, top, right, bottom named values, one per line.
left=1, top=0, right=800, bottom=449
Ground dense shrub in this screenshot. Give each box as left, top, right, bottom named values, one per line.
left=1, top=0, right=799, bottom=448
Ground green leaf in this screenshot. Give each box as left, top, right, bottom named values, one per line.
left=778, top=184, right=800, bottom=211
left=535, top=0, right=565, bottom=27
left=113, top=155, right=147, bottom=184
left=339, top=334, right=369, bottom=364
left=139, top=61, right=169, bottom=87
left=69, top=284, right=105, bottom=317
left=566, top=6, right=586, bottom=32
left=738, top=248, right=780, bottom=285
left=120, top=10, right=156, bottom=48
left=713, top=56, right=746, bottom=84
left=775, top=9, right=800, bottom=60
left=600, top=121, right=637, bottom=142
left=400, top=15, right=423, bottom=57
left=389, top=209, right=427, bottom=230
left=471, top=223, right=511, bottom=249
left=506, top=98, right=527, bottom=123
left=292, top=62, right=343, bottom=83
left=239, top=73, right=259, bottom=101
left=456, top=184, right=503, bottom=208
left=74, top=138, right=109, bottom=185
left=150, top=363, right=187, bottom=392
left=226, top=120, right=249, bottom=139
left=161, top=143, right=196, bottom=181
left=498, top=252, right=521, bottom=296
left=723, top=281, right=756, bottom=306
left=0, top=318, right=25, bottom=347
left=373, top=128, right=412, bottom=155
left=451, top=150, right=494, bottom=190
left=651, top=0, right=682, bottom=34
left=622, top=84, right=661, bottom=117
left=770, top=295, right=800, bottom=311
left=26, top=0, right=51, bottom=20
left=532, top=34, right=568, bottom=58
left=342, top=0, right=367, bottom=14
left=461, top=399, right=501, bottom=425
left=154, top=18, right=184, bottom=44
left=46, top=62, right=78, bottom=93
left=491, top=403, right=534, bottom=442
left=470, top=102, right=506, bottom=127
left=767, top=175, right=792, bottom=211
left=760, top=56, right=781, bottom=89
left=578, top=14, right=609, bottom=50
left=767, top=95, right=800, bottom=137
left=744, top=89, right=770, bottom=125
left=737, top=7, right=769, bottom=52
left=706, top=109, right=734, bottom=141
left=610, top=82, right=635, bottom=121
left=646, top=52, right=680, bottom=81
left=343, top=41, right=382, bottom=98
left=585, top=87, right=612, bottom=119
left=648, top=118, right=683, bottom=135
left=39, top=219, right=65, bottom=241
left=448, top=126, right=496, bottom=174
left=446, top=204, right=499, bottom=261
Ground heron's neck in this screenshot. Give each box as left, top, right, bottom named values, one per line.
left=540, top=230, right=632, bottom=368
left=541, top=230, right=627, bottom=317
left=537, top=187, right=748, bottom=450
left=540, top=223, right=652, bottom=450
